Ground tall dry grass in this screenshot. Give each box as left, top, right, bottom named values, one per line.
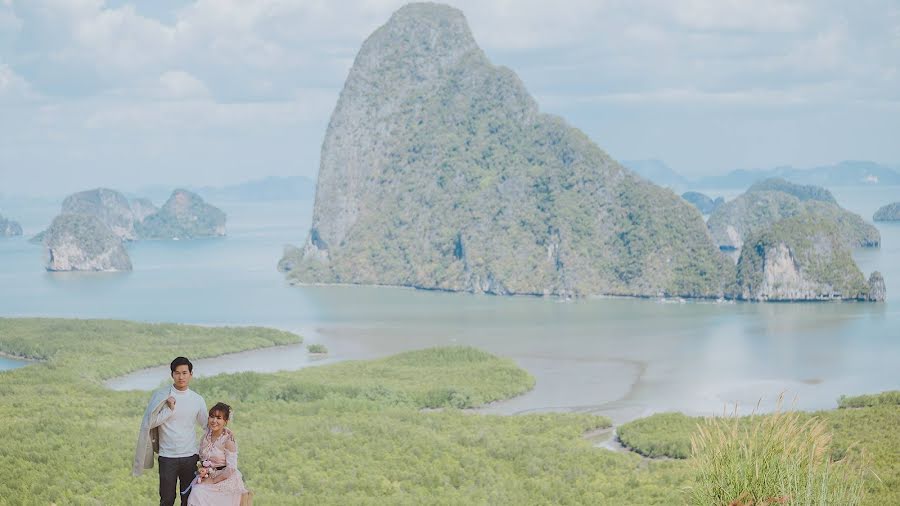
left=689, top=400, right=868, bottom=505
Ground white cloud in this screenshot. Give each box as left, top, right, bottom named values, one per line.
left=157, top=70, right=209, bottom=100
left=662, top=0, right=810, bottom=32
left=83, top=87, right=337, bottom=130
left=458, top=0, right=610, bottom=49
left=25, top=0, right=172, bottom=65
left=2, top=0, right=899, bottom=193
left=70, top=3, right=175, bottom=71
left=0, top=63, right=38, bottom=102
left=538, top=85, right=838, bottom=108
left=0, top=2, right=21, bottom=31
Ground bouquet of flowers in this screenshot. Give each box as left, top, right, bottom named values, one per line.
left=197, top=459, right=214, bottom=484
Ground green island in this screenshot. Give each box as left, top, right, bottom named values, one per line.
left=0, top=318, right=896, bottom=504
left=306, top=343, right=328, bottom=355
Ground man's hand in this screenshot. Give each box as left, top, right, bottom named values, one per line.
left=166, top=396, right=176, bottom=409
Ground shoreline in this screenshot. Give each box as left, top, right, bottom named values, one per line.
left=281, top=277, right=885, bottom=304
left=8, top=313, right=895, bottom=427
left=0, top=349, right=40, bottom=362
left=104, top=340, right=335, bottom=391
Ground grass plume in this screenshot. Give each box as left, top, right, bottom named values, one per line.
left=690, top=397, right=868, bottom=505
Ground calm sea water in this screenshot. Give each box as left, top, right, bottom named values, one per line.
left=1, top=188, right=898, bottom=423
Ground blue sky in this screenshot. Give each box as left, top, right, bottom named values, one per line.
left=2, top=0, right=899, bottom=196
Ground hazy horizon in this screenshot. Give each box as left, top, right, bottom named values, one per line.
left=2, top=0, right=899, bottom=196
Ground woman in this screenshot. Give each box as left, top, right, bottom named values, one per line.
left=187, top=402, right=250, bottom=506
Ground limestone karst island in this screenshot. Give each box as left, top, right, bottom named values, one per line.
left=35, top=188, right=226, bottom=272
left=280, top=3, right=884, bottom=303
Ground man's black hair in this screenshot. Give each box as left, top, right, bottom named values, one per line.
left=170, top=356, right=193, bottom=374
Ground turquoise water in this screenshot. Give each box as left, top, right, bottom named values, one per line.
left=0, top=355, right=29, bottom=371
left=1, top=189, right=898, bottom=422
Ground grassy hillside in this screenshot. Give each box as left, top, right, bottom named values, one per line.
left=618, top=394, right=900, bottom=505
left=0, top=318, right=685, bottom=505
left=1, top=318, right=894, bottom=504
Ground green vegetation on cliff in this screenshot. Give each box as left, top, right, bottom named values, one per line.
left=137, top=189, right=226, bottom=240
left=745, top=178, right=838, bottom=204
left=734, top=214, right=871, bottom=301
left=60, top=188, right=137, bottom=240
left=283, top=3, right=732, bottom=298
left=873, top=202, right=900, bottom=222
left=708, top=178, right=880, bottom=250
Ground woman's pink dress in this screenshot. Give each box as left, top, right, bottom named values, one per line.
left=187, top=427, right=248, bottom=506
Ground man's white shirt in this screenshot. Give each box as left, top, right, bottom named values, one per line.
left=154, top=387, right=207, bottom=458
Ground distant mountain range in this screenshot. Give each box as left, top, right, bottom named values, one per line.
left=620, top=159, right=689, bottom=189
left=622, top=160, right=900, bottom=190
left=134, top=176, right=316, bottom=203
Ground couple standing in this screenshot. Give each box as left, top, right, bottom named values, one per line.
left=133, top=357, right=251, bottom=506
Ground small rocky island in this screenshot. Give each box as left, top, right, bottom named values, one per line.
left=707, top=178, right=880, bottom=250
left=43, top=214, right=132, bottom=271
left=873, top=202, right=900, bottom=222
left=61, top=188, right=138, bottom=240
left=137, top=189, right=226, bottom=239
left=1, top=213, right=23, bottom=237
left=681, top=192, right=724, bottom=215
left=35, top=188, right=225, bottom=271
left=734, top=214, right=884, bottom=301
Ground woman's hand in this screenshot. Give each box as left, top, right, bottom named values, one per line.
left=198, top=467, right=209, bottom=479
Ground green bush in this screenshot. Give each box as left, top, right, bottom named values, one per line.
left=617, top=412, right=697, bottom=458
left=307, top=343, right=328, bottom=354
left=839, top=391, right=900, bottom=408
left=690, top=407, right=867, bottom=506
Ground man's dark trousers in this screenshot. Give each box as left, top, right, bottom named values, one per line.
left=159, top=454, right=199, bottom=506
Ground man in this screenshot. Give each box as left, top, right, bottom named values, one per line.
left=133, top=357, right=208, bottom=506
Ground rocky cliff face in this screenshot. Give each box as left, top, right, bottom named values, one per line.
left=865, top=271, right=886, bottom=301
left=734, top=215, right=874, bottom=301
left=873, top=202, right=900, bottom=222
left=281, top=3, right=733, bottom=298
left=43, top=214, right=132, bottom=271
left=137, top=189, right=226, bottom=239
left=708, top=178, right=880, bottom=250
left=130, top=198, right=158, bottom=223
left=61, top=188, right=137, bottom=240
left=0, top=214, right=23, bottom=237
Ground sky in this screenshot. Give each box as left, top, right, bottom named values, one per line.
left=1, top=0, right=899, bottom=196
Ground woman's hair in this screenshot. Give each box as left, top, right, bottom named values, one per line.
left=209, top=402, right=232, bottom=421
